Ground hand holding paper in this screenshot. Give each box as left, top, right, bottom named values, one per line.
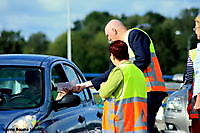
left=57, top=81, right=82, bottom=93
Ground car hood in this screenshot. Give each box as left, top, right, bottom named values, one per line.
left=0, top=108, right=40, bottom=131
left=170, top=84, right=192, bottom=97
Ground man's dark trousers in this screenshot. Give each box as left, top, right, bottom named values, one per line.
left=147, top=91, right=168, bottom=133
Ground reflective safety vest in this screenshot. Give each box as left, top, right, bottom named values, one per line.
left=127, top=28, right=166, bottom=92
left=102, top=63, right=147, bottom=133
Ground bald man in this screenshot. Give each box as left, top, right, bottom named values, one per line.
left=77, top=19, right=167, bottom=133
left=104, top=19, right=151, bottom=69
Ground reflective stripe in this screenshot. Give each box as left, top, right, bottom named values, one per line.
left=115, top=97, right=147, bottom=105
left=189, top=113, right=200, bottom=119
left=146, top=86, right=166, bottom=92
left=105, top=97, right=147, bottom=106
left=102, top=129, right=147, bottom=133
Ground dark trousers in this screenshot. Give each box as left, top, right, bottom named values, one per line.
left=190, top=119, right=200, bottom=133
left=147, top=91, right=168, bottom=133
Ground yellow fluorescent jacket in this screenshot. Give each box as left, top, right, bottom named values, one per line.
left=100, top=63, right=147, bottom=133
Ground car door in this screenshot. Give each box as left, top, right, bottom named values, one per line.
left=62, top=63, right=102, bottom=132
left=42, top=63, right=88, bottom=133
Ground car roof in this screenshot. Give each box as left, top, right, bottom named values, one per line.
left=0, top=54, right=71, bottom=67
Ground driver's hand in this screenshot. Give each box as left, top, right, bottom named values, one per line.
left=56, top=89, right=69, bottom=101
left=71, top=86, right=83, bottom=93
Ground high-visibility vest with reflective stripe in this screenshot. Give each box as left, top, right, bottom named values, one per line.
left=128, top=28, right=166, bottom=92
left=102, top=63, right=147, bottom=133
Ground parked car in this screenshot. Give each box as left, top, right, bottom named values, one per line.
left=164, top=83, right=192, bottom=133
left=0, top=54, right=102, bottom=133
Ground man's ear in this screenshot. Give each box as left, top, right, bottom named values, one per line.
left=112, top=28, right=117, bottom=35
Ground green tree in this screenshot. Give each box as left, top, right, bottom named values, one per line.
left=72, top=31, right=109, bottom=73
left=72, top=20, right=83, bottom=31
left=175, top=8, right=199, bottom=50
left=123, top=15, right=142, bottom=28
left=142, top=11, right=165, bottom=27
left=152, top=18, right=180, bottom=74
left=47, top=32, right=67, bottom=57
left=0, top=30, right=26, bottom=54
left=24, top=32, right=50, bottom=54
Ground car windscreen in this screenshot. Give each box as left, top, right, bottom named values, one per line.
left=0, top=66, right=43, bottom=110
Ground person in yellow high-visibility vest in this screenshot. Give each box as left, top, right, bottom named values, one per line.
left=186, top=14, right=200, bottom=133
left=99, top=40, right=147, bottom=133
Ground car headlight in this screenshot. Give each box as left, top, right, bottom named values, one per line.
left=166, top=96, right=184, bottom=112
left=7, top=115, right=36, bottom=133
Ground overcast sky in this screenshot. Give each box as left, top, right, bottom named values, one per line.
left=0, top=0, right=199, bottom=41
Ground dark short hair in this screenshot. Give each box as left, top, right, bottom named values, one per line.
left=109, top=40, right=129, bottom=60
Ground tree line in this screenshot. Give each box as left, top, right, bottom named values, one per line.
left=0, top=8, right=199, bottom=75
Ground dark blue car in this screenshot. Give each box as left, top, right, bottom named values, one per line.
left=0, top=54, right=102, bottom=133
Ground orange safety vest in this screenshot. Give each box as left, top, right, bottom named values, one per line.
left=128, top=28, right=166, bottom=92
left=102, top=98, right=147, bottom=133
left=101, top=63, right=147, bottom=133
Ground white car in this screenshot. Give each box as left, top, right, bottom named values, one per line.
left=164, top=84, right=192, bottom=133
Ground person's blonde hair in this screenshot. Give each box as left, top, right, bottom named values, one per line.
left=195, top=15, right=200, bottom=25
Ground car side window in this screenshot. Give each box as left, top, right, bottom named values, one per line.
left=62, top=64, right=89, bottom=101
left=51, top=63, right=87, bottom=102
left=51, top=64, right=68, bottom=100
left=76, top=73, right=91, bottom=101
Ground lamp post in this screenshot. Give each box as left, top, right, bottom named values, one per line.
left=67, top=0, right=71, bottom=61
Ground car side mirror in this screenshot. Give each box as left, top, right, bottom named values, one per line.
left=54, top=94, right=81, bottom=111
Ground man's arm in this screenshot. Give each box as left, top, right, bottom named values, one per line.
left=128, top=29, right=151, bottom=71
left=76, top=64, right=115, bottom=91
